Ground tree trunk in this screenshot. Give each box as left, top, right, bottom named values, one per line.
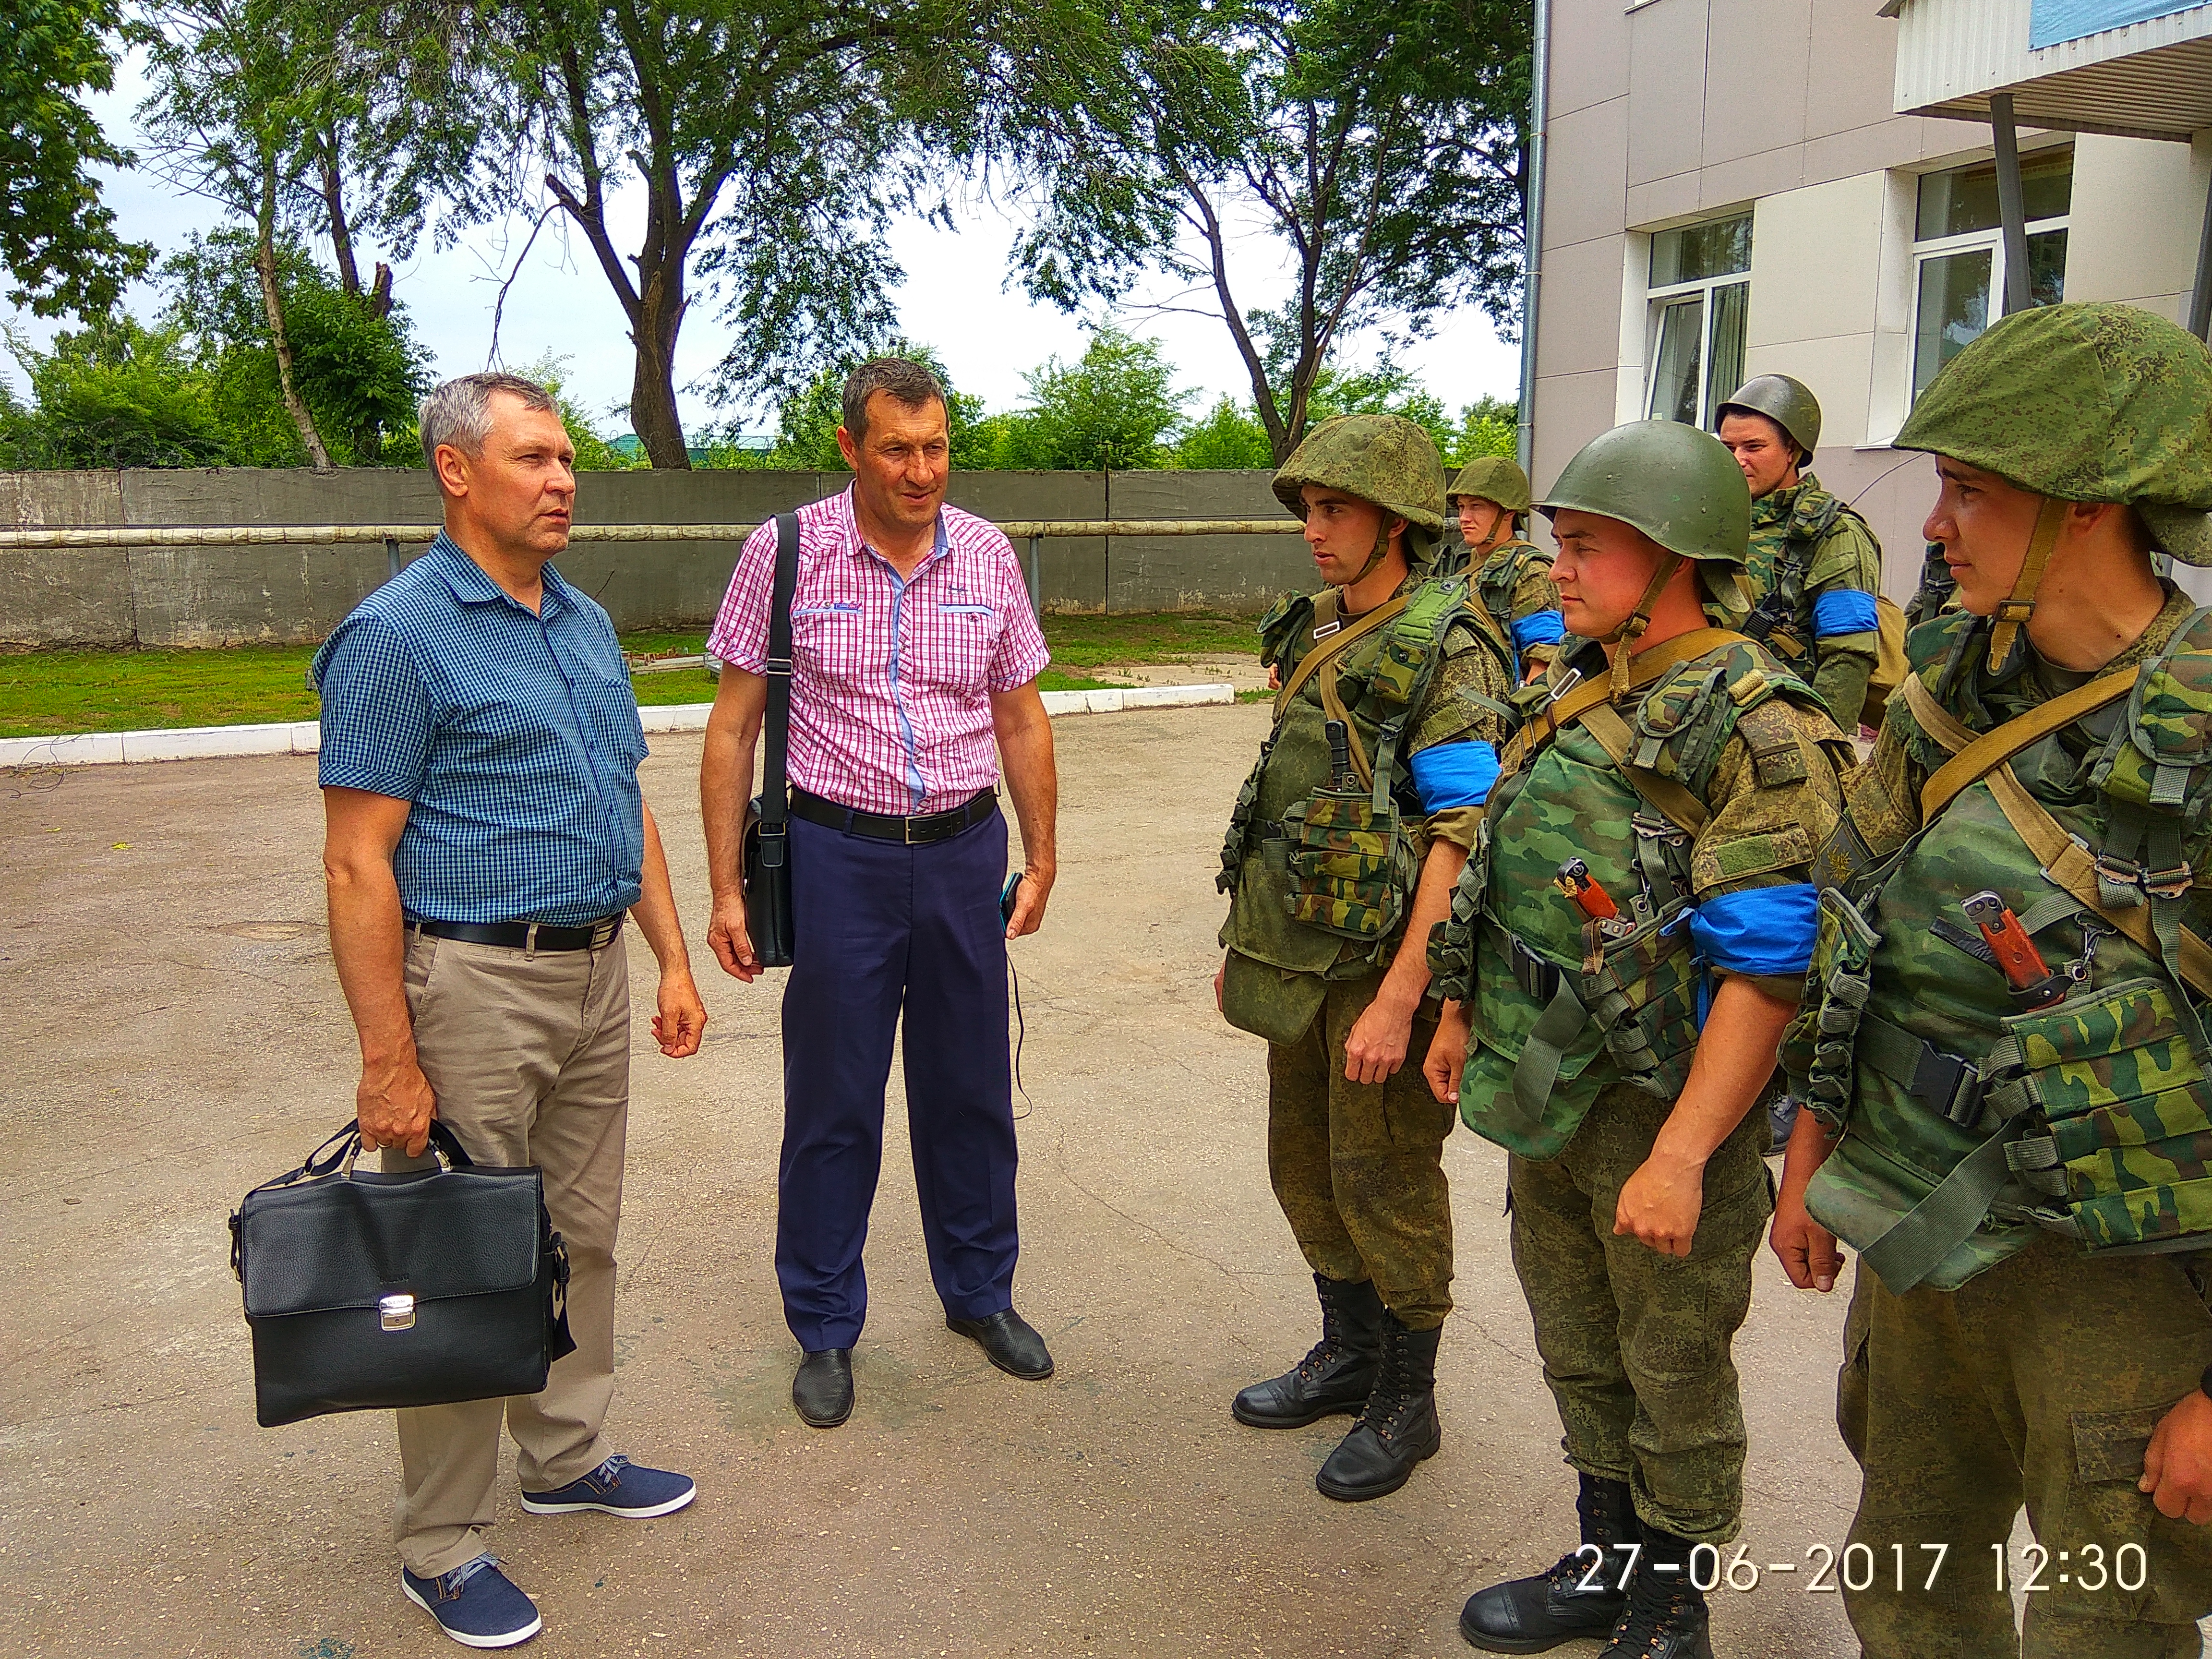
left=368, top=262, right=393, bottom=319
left=318, top=138, right=362, bottom=298
left=257, top=161, right=334, bottom=471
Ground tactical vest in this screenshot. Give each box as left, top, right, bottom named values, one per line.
left=1741, top=481, right=1862, bottom=659
left=1431, top=631, right=1827, bottom=1159
left=1218, top=578, right=1500, bottom=1038
left=1795, top=605, right=2212, bottom=1294
left=1474, top=539, right=1555, bottom=667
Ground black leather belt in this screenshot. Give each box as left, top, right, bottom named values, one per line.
left=788, top=785, right=998, bottom=844
left=409, top=915, right=623, bottom=951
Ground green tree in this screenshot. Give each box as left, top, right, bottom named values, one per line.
left=1010, top=0, right=1528, bottom=461
left=1172, top=395, right=1274, bottom=469
left=0, top=0, right=154, bottom=318
left=996, top=327, right=1190, bottom=470
left=1450, top=393, right=1517, bottom=463
left=700, top=340, right=986, bottom=470
left=1, top=317, right=233, bottom=468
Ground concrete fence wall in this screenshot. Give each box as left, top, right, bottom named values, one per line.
left=0, top=468, right=1313, bottom=648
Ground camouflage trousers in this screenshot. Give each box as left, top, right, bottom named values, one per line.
left=1508, top=1082, right=1770, bottom=1545
left=1838, top=1236, right=2212, bottom=1659
left=1267, top=973, right=1455, bottom=1330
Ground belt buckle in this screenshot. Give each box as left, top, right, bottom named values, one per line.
left=1911, top=1041, right=1981, bottom=1125
left=905, top=815, right=922, bottom=845
left=590, top=917, right=618, bottom=949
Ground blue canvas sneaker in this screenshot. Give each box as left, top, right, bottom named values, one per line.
left=520, top=1454, right=696, bottom=1519
left=400, top=1553, right=541, bottom=1649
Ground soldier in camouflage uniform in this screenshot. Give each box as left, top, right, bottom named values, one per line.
left=1716, top=374, right=1887, bottom=730
left=1449, top=454, right=1564, bottom=679
left=1773, top=303, right=2212, bottom=1659
left=1216, top=414, right=1518, bottom=1503
left=1425, top=420, right=1856, bottom=1658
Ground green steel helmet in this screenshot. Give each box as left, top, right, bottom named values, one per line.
left=1446, top=454, right=1532, bottom=513
left=1538, top=420, right=1751, bottom=568
left=1716, top=373, right=1822, bottom=460
left=1895, top=301, right=2212, bottom=565
left=1272, top=414, right=1449, bottom=533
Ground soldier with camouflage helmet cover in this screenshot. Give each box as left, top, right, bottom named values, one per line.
left=1717, top=373, right=1888, bottom=730
left=1448, top=454, right=1564, bottom=679
left=1772, top=302, right=2212, bottom=1659
left=1424, top=420, right=1855, bottom=1658
left=1214, top=413, right=1518, bottom=1503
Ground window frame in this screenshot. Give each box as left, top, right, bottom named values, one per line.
left=1908, top=155, right=2072, bottom=404
left=1642, top=213, right=1753, bottom=432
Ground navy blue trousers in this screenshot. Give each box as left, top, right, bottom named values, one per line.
left=776, top=806, right=1020, bottom=1352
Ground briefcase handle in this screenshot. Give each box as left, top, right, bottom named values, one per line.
left=264, top=1119, right=475, bottom=1192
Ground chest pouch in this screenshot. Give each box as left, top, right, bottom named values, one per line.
left=1578, top=899, right=1705, bottom=1099
left=1984, top=977, right=2212, bottom=1254
left=1280, top=786, right=1418, bottom=950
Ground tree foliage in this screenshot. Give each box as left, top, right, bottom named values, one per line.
left=986, top=327, right=1190, bottom=470
left=1009, top=0, right=1527, bottom=461
left=0, top=0, right=154, bottom=318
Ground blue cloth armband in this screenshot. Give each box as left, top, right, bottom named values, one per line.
left=1512, top=609, right=1566, bottom=650
left=1410, top=741, right=1501, bottom=812
left=1813, top=589, right=1879, bottom=638
left=1689, top=884, right=1819, bottom=978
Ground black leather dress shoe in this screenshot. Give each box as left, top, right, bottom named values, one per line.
left=946, top=1308, right=1054, bottom=1380
left=792, top=1347, right=854, bottom=1428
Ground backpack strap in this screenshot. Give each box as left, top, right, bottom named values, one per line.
left=1913, top=668, right=2136, bottom=821
left=1272, top=591, right=1409, bottom=723
left=1497, top=627, right=1750, bottom=776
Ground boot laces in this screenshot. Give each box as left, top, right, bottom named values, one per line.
left=1604, top=1566, right=1701, bottom=1654
left=1291, top=1335, right=1349, bottom=1382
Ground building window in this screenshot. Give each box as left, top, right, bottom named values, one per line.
left=1911, top=148, right=2071, bottom=402
left=1645, top=212, right=1752, bottom=430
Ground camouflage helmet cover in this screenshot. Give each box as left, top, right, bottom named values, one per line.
left=1538, top=420, right=1752, bottom=569
left=1446, top=454, right=1532, bottom=513
left=1272, top=414, right=1449, bottom=534
left=1717, top=373, right=1822, bottom=461
left=1894, top=301, right=2212, bottom=565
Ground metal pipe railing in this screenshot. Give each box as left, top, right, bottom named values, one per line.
left=0, top=518, right=1303, bottom=550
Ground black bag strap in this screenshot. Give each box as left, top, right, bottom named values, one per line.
left=758, top=512, right=800, bottom=828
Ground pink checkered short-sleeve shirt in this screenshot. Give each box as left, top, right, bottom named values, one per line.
left=706, top=487, right=1050, bottom=815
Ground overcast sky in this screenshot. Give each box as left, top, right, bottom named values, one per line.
left=7, top=50, right=1523, bottom=440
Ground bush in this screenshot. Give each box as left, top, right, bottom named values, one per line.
left=3, top=316, right=232, bottom=468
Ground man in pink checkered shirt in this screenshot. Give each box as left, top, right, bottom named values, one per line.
left=698, top=358, right=1060, bottom=1431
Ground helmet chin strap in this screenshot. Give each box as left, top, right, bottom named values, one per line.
left=1336, top=520, right=1397, bottom=592
left=1605, top=551, right=1683, bottom=699
left=1986, top=497, right=2071, bottom=673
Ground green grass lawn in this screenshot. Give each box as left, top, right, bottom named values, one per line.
left=0, top=613, right=1252, bottom=737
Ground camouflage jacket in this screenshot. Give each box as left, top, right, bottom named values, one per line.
left=1219, top=572, right=1516, bottom=987
left=1433, top=629, right=1852, bottom=1158
left=1792, top=587, right=2212, bottom=1291
left=1719, top=475, right=1885, bottom=728
left=1473, top=538, right=1563, bottom=675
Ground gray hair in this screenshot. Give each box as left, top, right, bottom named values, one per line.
left=419, top=372, right=558, bottom=468
left=842, top=358, right=946, bottom=445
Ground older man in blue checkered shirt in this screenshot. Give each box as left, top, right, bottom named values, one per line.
left=313, top=372, right=707, bottom=1650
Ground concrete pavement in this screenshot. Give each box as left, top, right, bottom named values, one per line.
left=0, top=705, right=1864, bottom=1658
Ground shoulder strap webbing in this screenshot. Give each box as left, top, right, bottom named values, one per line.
left=1902, top=671, right=2212, bottom=999
left=1910, top=668, right=2136, bottom=822
left=758, top=512, right=800, bottom=830
left=1578, top=703, right=1713, bottom=835
left=1272, top=591, right=1409, bottom=723
left=1497, top=627, right=1750, bottom=777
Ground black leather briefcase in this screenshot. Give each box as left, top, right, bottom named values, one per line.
left=229, top=1121, right=575, bottom=1429
left=742, top=510, right=800, bottom=968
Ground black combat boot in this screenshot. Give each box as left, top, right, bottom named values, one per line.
left=1232, top=1274, right=1383, bottom=1429
left=1459, top=1473, right=1638, bottom=1652
left=1601, top=1525, right=1713, bottom=1659
left=1314, top=1309, right=1442, bottom=1501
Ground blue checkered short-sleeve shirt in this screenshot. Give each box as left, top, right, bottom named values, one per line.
left=312, top=535, right=648, bottom=925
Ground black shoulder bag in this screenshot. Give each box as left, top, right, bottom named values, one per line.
left=229, top=1120, right=575, bottom=1428
left=742, top=512, right=800, bottom=968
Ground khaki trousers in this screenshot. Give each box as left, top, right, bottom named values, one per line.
left=1267, top=974, right=1455, bottom=1330
left=385, top=930, right=631, bottom=1578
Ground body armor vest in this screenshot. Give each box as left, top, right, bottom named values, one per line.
left=1741, top=482, right=1862, bottom=661
left=1431, top=633, right=1823, bottom=1159
left=1217, top=578, right=1504, bottom=1039
left=1794, top=606, right=2212, bottom=1293
left=1474, top=538, right=1556, bottom=673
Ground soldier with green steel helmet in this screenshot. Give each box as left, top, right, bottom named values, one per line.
left=1448, top=453, right=1564, bottom=678
left=1772, top=302, right=2212, bottom=1659
left=1716, top=373, right=1889, bottom=730
left=1214, top=413, right=1518, bottom=1503
left=1423, top=420, right=1855, bottom=1658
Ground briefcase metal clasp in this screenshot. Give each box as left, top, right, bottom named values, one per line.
left=380, top=1293, right=417, bottom=1332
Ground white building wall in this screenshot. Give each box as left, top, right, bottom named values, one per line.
left=2064, top=130, right=2212, bottom=317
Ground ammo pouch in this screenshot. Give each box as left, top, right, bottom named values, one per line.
left=1279, top=786, right=1418, bottom=950
left=1579, top=900, right=1704, bottom=1099
left=1791, top=887, right=1882, bottom=1125
left=1987, top=977, right=2212, bottom=1254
